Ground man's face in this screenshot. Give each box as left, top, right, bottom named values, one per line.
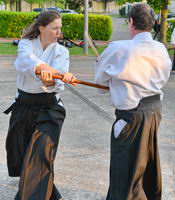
left=39, top=18, right=62, bottom=44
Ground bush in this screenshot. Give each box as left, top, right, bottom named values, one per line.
left=0, top=11, right=36, bottom=38
left=0, top=11, right=112, bottom=41
left=62, top=14, right=112, bottom=40
left=89, top=15, right=112, bottom=41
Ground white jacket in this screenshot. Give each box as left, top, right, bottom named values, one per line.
left=95, top=32, right=172, bottom=110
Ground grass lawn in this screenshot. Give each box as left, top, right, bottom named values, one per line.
left=0, top=42, right=107, bottom=56
left=1, top=42, right=174, bottom=57
left=0, top=42, right=18, bottom=54
left=68, top=45, right=106, bottom=56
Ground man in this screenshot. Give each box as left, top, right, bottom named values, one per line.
left=95, top=3, right=172, bottom=200
left=170, top=28, right=175, bottom=70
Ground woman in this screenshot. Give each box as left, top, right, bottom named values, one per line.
left=5, top=11, right=76, bottom=200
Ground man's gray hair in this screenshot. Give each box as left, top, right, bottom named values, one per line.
left=128, top=3, right=155, bottom=31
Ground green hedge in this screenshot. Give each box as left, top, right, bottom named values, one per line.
left=62, top=14, right=112, bottom=40
left=0, top=11, right=36, bottom=38
left=0, top=11, right=112, bottom=41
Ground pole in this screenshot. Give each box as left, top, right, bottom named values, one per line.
left=84, top=0, right=89, bottom=55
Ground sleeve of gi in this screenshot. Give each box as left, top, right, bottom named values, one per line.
left=95, top=46, right=113, bottom=93
left=95, top=42, right=125, bottom=93
left=15, top=39, right=45, bottom=80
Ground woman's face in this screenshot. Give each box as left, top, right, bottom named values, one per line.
left=39, top=18, right=62, bottom=45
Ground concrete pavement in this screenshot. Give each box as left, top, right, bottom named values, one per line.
left=0, top=55, right=175, bottom=200
left=0, top=17, right=175, bottom=200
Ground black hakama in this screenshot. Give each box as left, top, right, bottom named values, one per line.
left=5, top=89, right=65, bottom=200
left=106, top=95, right=162, bottom=200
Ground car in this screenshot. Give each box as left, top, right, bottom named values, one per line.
left=44, top=7, right=62, bottom=12
left=33, top=8, right=43, bottom=12
left=168, top=13, right=175, bottom=18
left=60, top=9, right=78, bottom=14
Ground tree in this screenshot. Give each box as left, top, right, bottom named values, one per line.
left=65, top=0, right=83, bottom=11
left=0, top=0, right=22, bottom=11
left=147, top=0, right=169, bottom=44
left=10, top=0, right=16, bottom=11
left=65, top=0, right=92, bottom=12
left=55, top=0, right=66, bottom=9
left=24, top=0, right=44, bottom=11
left=16, top=0, right=22, bottom=11
left=0, top=0, right=10, bottom=10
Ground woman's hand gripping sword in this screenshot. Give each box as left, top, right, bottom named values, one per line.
left=35, top=71, right=109, bottom=90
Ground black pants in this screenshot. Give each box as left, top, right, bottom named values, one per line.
left=106, top=95, right=162, bottom=200
left=5, top=90, right=66, bottom=200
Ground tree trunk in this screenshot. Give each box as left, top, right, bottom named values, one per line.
left=104, top=2, right=107, bottom=12
left=16, top=0, right=19, bottom=11
left=16, top=0, right=22, bottom=11
left=30, top=3, right=32, bottom=12
left=10, top=0, right=16, bottom=11
left=19, top=0, right=22, bottom=11
left=160, top=0, right=168, bottom=44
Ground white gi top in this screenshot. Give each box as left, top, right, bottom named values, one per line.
left=15, top=37, right=69, bottom=95
left=171, top=28, right=175, bottom=45
left=95, top=32, right=172, bottom=110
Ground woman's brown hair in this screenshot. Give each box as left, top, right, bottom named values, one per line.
left=22, top=10, right=61, bottom=40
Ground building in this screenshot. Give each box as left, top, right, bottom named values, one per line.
left=0, top=0, right=119, bottom=13
left=89, top=0, right=118, bottom=13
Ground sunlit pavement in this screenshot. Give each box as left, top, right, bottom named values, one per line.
left=0, top=17, right=175, bottom=200
left=0, top=55, right=175, bottom=200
